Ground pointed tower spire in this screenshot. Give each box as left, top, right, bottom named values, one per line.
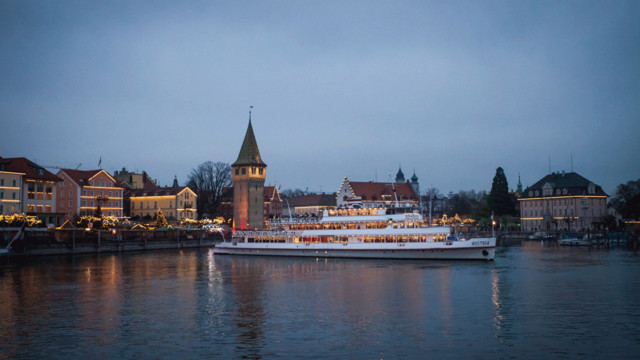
left=233, top=106, right=266, bottom=167
left=517, top=173, right=523, bottom=193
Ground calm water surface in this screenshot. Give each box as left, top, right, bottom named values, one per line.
left=1, top=243, right=639, bottom=359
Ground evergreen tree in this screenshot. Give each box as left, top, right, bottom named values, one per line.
left=610, top=179, right=640, bottom=220
left=487, top=167, right=516, bottom=217
left=155, top=209, right=169, bottom=228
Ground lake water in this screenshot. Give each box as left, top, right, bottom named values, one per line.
left=1, top=242, right=639, bottom=359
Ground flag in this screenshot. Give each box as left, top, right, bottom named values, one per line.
left=98, top=156, right=102, bottom=168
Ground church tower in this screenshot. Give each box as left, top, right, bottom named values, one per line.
left=232, top=111, right=267, bottom=230
left=395, top=166, right=405, bottom=183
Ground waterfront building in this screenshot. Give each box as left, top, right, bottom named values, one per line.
left=0, top=157, right=63, bottom=224
left=128, top=186, right=197, bottom=222
left=0, top=157, right=24, bottom=215
left=56, top=169, right=124, bottom=218
left=336, top=177, right=419, bottom=209
left=232, top=116, right=267, bottom=230
left=283, top=193, right=337, bottom=217
left=518, top=171, right=608, bottom=233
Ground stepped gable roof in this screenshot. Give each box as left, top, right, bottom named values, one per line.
left=522, top=172, right=607, bottom=198
left=128, top=186, right=194, bottom=197
left=348, top=181, right=418, bottom=202
left=232, top=120, right=266, bottom=167
left=288, top=193, right=337, bottom=208
left=1, top=157, right=61, bottom=181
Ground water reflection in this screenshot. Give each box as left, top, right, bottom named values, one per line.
left=1, top=244, right=639, bottom=359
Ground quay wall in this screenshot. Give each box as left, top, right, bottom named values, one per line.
left=1, top=228, right=221, bottom=257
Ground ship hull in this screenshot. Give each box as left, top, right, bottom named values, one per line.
left=214, top=240, right=495, bottom=261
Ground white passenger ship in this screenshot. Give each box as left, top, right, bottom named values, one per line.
left=214, top=208, right=495, bottom=261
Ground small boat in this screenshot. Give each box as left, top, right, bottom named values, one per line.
left=558, top=235, right=591, bottom=246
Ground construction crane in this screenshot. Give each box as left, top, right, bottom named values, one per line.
left=42, top=163, right=82, bottom=170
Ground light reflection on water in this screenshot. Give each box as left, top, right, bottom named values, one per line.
left=0, top=243, right=639, bottom=359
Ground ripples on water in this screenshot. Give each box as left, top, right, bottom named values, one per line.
left=1, top=243, right=639, bottom=359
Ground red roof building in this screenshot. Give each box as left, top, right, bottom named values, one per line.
left=0, top=157, right=63, bottom=225
left=336, top=178, right=419, bottom=209
left=57, top=169, right=124, bottom=218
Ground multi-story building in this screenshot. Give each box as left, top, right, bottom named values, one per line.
left=0, top=157, right=24, bottom=215
left=56, top=169, right=124, bottom=218
left=519, top=171, right=608, bottom=233
left=128, top=186, right=197, bottom=222
left=336, top=177, right=419, bottom=209
left=0, top=157, right=63, bottom=224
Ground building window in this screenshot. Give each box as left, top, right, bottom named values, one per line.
left=12, top=193, right=16, bottom=199
left=235, top=168, right=239, bottom=175
left=82, top=190, right=87, bottom=196
left=251, top=167, right=256, bottom=175
left=12, top=180, right=16, bottom=187
left=259, top=168, right=263, bottom=175
left=0, top=179, right=3, bottom=186
left=154, top=201, right=157, bottom=209
left=241, top=168, right=246, bottom=175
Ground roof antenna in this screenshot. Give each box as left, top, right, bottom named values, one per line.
left=548, top=155, right=551, bottom=174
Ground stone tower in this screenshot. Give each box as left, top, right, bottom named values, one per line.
left=232, top=113, right=267, bottom=230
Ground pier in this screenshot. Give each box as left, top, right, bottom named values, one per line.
left=0, top=227, right=222, bottom=257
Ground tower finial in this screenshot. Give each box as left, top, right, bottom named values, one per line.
left=249, top=105, right=253, bottom=123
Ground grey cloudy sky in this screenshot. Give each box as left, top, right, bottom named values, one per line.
left=1, top=0, right=638, bottom=196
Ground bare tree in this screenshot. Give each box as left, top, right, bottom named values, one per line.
left=187, top=161, right=232, bottom=218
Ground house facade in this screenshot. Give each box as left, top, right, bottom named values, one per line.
left=56, top=169, right=124, bottom=218
left=128, top=186, right=197, bottom=222
left=518, top=171, right=608, bottom=233
left=0, top=157, right=24, bottom=215
left=0, top=157, right=63, bottom=224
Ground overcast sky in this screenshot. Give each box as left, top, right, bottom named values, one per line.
left=1, top=1, right=638, bottom=196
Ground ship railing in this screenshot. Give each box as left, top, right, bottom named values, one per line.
left=234, top=230, right=303, bottom=238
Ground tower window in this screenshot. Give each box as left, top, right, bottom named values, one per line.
left=241, top=168, right=246, bottom=175
left=251, top=167, right=256, bottom=175
left=259, top=168, right=263, bottom=175
left=235, top=168, right=239, bottom=175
